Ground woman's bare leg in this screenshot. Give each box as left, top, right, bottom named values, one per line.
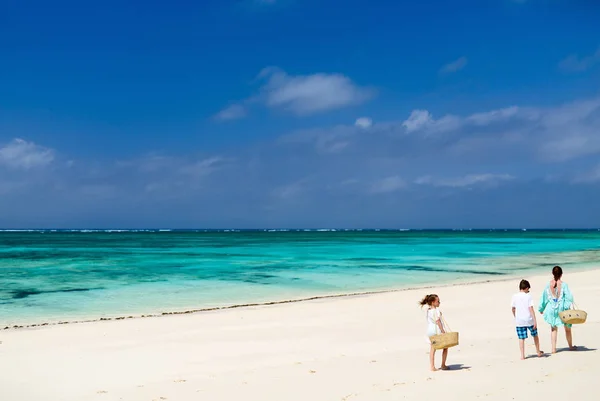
left=565, top=326, right=576, bottom=350
left=551, top=327, right=558, bottom=354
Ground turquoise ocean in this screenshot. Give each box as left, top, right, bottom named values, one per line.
left=1, top=229, right=599, bottom=327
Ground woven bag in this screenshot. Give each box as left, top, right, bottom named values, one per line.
left=559, top=301, right=587, bottom=325
left=429, top=314, right=459, bottom=350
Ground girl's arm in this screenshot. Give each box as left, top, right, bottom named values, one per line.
left=436, top=311, right=445, bottom=334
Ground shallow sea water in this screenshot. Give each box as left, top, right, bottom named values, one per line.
left=1, top=229, right=599, bottom=326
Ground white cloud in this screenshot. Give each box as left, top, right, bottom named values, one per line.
left=216, top=67, right=375, bottom=120
left=370, top=176, right=406, bottom=193
left=179, top=156, right=227, bottom=177
left=402, top=110, right=433, bottom=132
left=559, top=47, right=600, bottom=73
left=402, top=110, right=461, bottom=134
left=214, top=104, right=247, bottom=121
left=537, top=98, right=600, bottom=161
left=0, top=138, right=55, bottom=170
left=355, top=117, right=373, bottom=129
left=466, top=106, right=519, bottom=125
left=259, top=67, right=375, bottom=115
left=440, top=56, right=468, bottom=74
left=415, top=173, right=514, bottom=188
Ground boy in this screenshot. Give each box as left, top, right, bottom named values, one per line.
left=511, top=279, right=543, bottom=360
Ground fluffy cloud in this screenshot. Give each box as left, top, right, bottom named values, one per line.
left=258, top=67, right=374, bottom=115
left=401, top=110, right=461, bottom=134
left=0, top=138, right=54, bottom=170
left=559, top=47, right=600, bottom=73
left=402, top=110, right=433, bottom=132
left=440, top=56, right=468, bottom=74
left=215, top=67, right=374, bottom=119
left=355, top=117, right=373, bottom=129
left=214, top=104, right=246, bottom=121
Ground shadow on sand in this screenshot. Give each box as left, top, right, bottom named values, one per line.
left=556, top=346, right=596, bottom=353
left=444, top=364, right=471, bottom=371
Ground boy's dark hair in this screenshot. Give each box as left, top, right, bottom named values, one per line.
left=519, top=279, right=530, bottom=291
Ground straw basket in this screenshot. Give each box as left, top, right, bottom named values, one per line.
left=429, top=315, right=459, bottom=350
left=430, top=332, right=459, bottom=350
left=559, top=303, right=587, bottom=325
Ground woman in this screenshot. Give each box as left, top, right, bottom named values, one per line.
left=538, top=265, right=577, bottom=353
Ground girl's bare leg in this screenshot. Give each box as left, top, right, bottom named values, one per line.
left=565, top=326, right=576, bottom=350
left=551, top=327, right=558, bottom=354
left=429, top=345, right=437, bottom=371
left=441, top=348, right=449, bottom=369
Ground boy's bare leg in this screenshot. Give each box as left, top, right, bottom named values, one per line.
left=429, top=345, right=437, bottom=371
left=551, top=327, right=558, bottom=353
left=519, top=339, right=526, bottom=360
left=565, top=326, right=577, bottom=350
left=533, top=335, right=543, bottom=357
left=441, top=348, right=449, bottom=370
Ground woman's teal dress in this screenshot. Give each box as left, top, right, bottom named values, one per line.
left=538, top=282, right=574, bottom=328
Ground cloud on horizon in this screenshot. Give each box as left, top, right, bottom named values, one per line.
left=3, top=96, right=600, bottom=228
left=0, top=138, right=55, bottom=170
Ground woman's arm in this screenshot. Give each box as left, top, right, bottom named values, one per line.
left=563, top=283, right=574, bottom=308
left=538, top=287, right=548, bottom=314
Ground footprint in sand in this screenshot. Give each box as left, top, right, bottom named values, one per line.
left=309, top=370, right=317, bottom=374
left=174, top=379, right=187, bottom=383
left=96, top=390, right=108, bottom=394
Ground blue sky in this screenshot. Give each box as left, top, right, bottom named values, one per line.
left=1, top=0, right=599, bottom=228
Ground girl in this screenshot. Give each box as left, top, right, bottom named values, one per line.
left=538, top=266, right=577, bottom=353
left=420, top=294, right=449, bottom=371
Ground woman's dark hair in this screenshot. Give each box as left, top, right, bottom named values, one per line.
left=419, top=294, right=438, bottom=307
left=552, top=265, right=563, bottom=281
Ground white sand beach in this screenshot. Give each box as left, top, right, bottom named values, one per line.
left=1, top=269, right=598, bottom=401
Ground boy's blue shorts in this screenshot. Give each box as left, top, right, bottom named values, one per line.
left=516, top=325, right=537, bottom=340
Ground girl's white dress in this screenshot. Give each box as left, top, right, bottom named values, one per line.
left=426, top=308, right=442, bottom=341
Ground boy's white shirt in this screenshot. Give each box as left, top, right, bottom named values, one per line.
left=511, top=292, right=535, bottom=327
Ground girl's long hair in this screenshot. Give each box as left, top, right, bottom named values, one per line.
left=419, top=294, right=438, bottom=307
